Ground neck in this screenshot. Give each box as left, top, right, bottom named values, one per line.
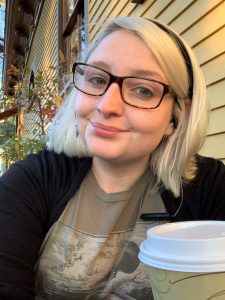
left=92, top=156, right=150, bottom=193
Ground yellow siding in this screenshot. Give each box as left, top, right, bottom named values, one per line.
left=194, top=27, right=225, bottom=65
left=88, top=0, right=225, bottom=161
left=202, top=55, right=225, bottom=86
left=23, top=0, right=58, bottom=137
left=201, top=133, right=225, bottom=159
left=208, top=107, right=225, bottom=135
left=27, top=0, right=58, bottom=71
left=207, top=80, right=225, bottom=109
left=155, top=0, right=198, bottom=24
left=165, top=0, right=224, bottom=34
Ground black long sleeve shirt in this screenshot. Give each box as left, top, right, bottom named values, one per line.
left=0, top=149, right=225, bottom=299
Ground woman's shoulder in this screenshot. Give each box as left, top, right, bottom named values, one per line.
left=8, top=148, right=90, bottom=175
left=24, top=148, right=87, bottom=166
left=195, top=154, right=225, bottom=181
left=167, top=155, right=225, bottom=221
left=196, top=154, right=224, bottom=166
left=0, top=149, right=92, bottom=195
left=0, top=149, right=92, bottom=229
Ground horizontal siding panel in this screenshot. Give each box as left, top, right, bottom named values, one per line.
left=141, top=0, right=175, bottom=19
left=89, top=0, right=122, bottom=38
left=208, top=107, right=225, bottom=135
left=200, top=133, right=225, bottom=159
left=28, top=0, right=57, bottom=71
left=201, top=55, right=225, bottom=85
left=24, top=0, right=58, bottom=137
left=100, top=0, right=131, bottom=19
left=193, top=27, right=225, bottom=65
left=89, top=0, right=150, bottom=40
left=117, top=1, right=141, bottom=17
left=169, top=0, right=224, bottom=35
left=89, top=0, right=98, bottom=13
left=181, top=2, right=225, bottom=46
left=207, top=80, right=225, bottom=109
left=156, top=0, right=195, bottom=23
left=90, top=0, right=109, bottom=23
left=131, top=0, right=155, bottom=17
left=89, top=0, right=158, bottom=23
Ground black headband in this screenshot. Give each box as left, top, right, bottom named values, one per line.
left=147, top=19, right=194, bottom=99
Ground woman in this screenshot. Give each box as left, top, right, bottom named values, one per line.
left=0, top=16, right=225, bottom=299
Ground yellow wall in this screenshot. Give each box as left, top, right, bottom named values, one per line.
left=88, top=0, right=225, bottom=163
left=23, top=0, right=58, bottom=137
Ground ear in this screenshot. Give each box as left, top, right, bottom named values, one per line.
left=165, top=120, right=175, bottom=136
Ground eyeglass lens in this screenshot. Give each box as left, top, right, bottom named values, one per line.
left=73, top=64, right=169, bottom=109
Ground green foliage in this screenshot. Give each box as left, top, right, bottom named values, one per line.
left=0, top=118, right=15, bottom=145
left=0, top=136, right=45, bottom=171
left=0, top=90, right=16, bottom=110
left=28, top=68, right=59, bottom=134
left=0, top=65, right=63, bottom=173
left=0, top=92, right=17, bottom=155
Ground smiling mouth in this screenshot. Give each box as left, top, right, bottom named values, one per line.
left=91, top=121, right=125, bottom=132
left=89, top=120, right=129, bottom=136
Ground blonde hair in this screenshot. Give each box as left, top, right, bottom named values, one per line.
left=47, top=16, right=208, bottom=197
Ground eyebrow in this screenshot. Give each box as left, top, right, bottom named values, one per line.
left=87, top=60, right=165, bottom=80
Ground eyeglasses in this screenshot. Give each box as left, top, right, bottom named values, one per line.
left=72, top=62, right=173, bottom=109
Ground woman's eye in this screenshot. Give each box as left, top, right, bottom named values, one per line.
left=88, top=76, right=107, bottom=86
left=136, top=87, right=154, bottom=98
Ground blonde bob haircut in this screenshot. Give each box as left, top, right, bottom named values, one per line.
left=47, top=16, right=208, bottom=197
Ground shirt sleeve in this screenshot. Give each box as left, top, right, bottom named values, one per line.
left=0, top=150, right=91, bottom=299
left=194, top=156, right=225, bottom=220
left=0, top=153, right=49, bottom=299
left=162, top=156, right=225, bottom=221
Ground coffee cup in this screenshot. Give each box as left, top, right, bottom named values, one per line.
left=138, top=221, right=225, bottom=300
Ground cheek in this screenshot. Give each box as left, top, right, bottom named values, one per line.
left=130, top=112, right=172, bottom=154
left=75, top=95, right=86, bottom=131
left=75, top=94, right=95, bottom=137
left=75, top=94, right=85, bottom=115
left=75, top=93, right=94, bottom=118
left=130, top=112, right=171, bottom=136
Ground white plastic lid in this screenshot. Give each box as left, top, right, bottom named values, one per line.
left=138, top=221, right=225, bottom=272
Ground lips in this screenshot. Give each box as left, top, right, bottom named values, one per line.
left=89, top=120, right=129, bottom=137
left=91, top=121, right=125, bottom=132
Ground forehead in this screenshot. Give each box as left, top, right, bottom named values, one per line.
left=87, top=29, right=166, bottom=80
left=89, top=30, right=151, bottom=62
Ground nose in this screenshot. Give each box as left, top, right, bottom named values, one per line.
left=96, top=83, right=124, bottom=117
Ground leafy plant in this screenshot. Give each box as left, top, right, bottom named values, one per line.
left=0, top=65, right=64, bottom=173
left=0, top=118, right=16, bottom=145
left=0, top=135, right=45, bottom=170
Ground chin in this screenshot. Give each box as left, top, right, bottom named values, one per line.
left=89, top=150, right=121, bottom=161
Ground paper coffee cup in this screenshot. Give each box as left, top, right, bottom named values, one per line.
left=138, top=221, right=225, bottom=300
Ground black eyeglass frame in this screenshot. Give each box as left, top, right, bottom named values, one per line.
left=72, top=62, right=173, bottom=109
